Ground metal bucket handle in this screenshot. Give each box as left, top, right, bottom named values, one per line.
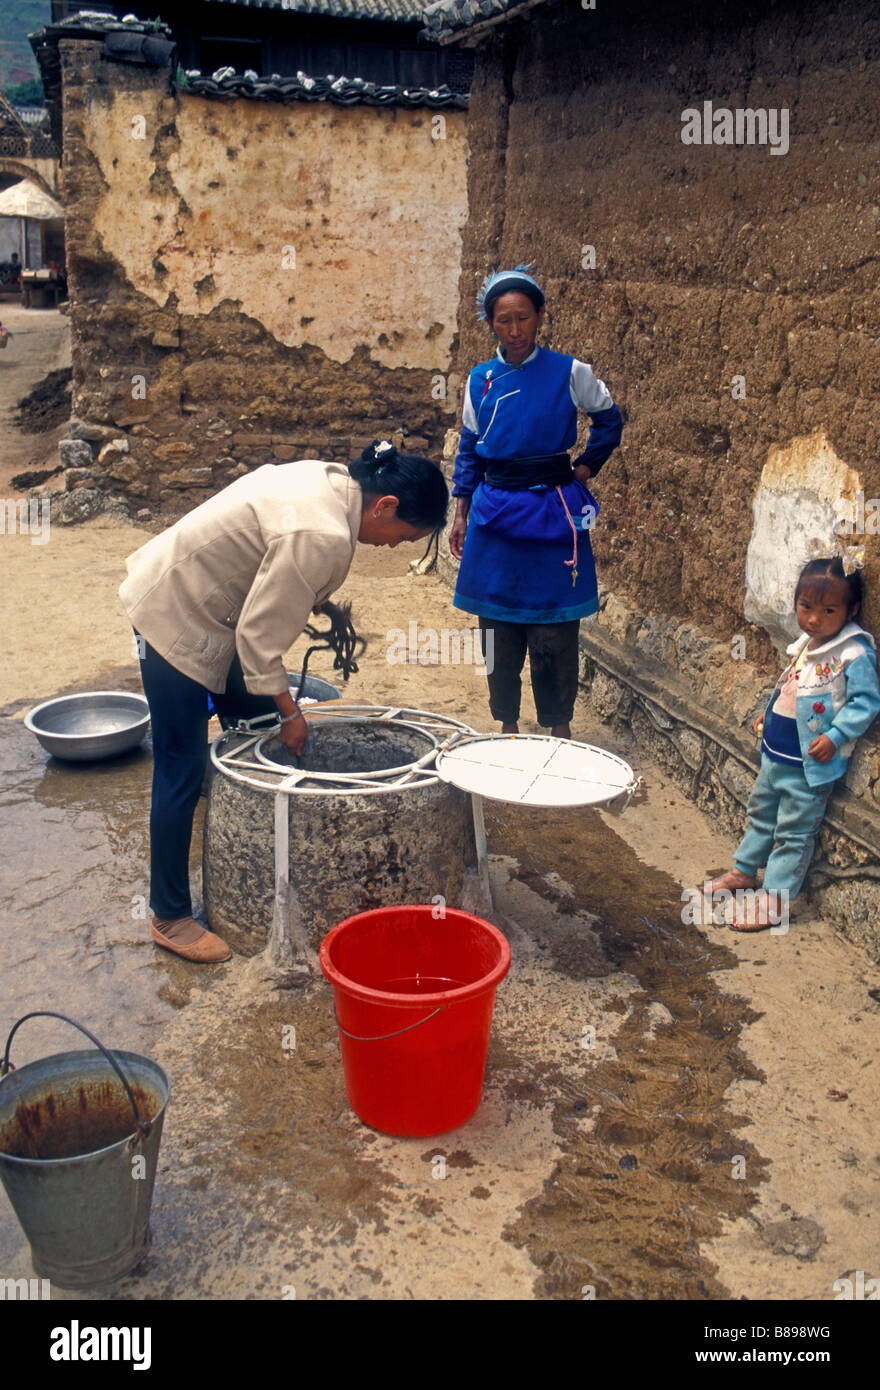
left=0, top=1012, right=152, bottom=1141
left=334, top=1003, right=443, bottom=1042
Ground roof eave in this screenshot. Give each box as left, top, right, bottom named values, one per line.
left=422, top=0, right=549, bottom=45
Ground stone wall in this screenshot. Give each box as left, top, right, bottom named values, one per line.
left=44, top=32, right=467, bottom=515
left=443, top=0, right=880, bottom=943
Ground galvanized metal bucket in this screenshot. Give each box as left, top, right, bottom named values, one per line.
left=0, top=1013, right=170, bottom=1288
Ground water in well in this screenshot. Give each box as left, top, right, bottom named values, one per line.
left=257, top=720, right=436, bottom=775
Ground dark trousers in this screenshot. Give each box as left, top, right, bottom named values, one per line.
left=137, top=637, right=276, bottom=919
left=478, top=617, right=580, bottom=727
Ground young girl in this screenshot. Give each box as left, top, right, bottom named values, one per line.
left=704, top=554, right=880, bottom=930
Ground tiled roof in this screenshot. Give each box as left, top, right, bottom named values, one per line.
left=34, top=2, right=426, bottom=23
left=30, top=14, right=467, bottom=138
left=0, top=94, right=29, bottom=143
left=27, top=131, right=58, bottom=158
left=181, top=70, right=468, bottom=107
left=210, top=0, right=428, bottom=19
left=34, top=13, right=174, bottom=37
left=0, top=92, right=56, bottom=159
left=421, top=0, right=537, bottom=42
left=13, top=107, right=49, bottom=127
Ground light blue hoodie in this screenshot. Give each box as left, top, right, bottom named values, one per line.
left=764, top=621, right=880, bottom=787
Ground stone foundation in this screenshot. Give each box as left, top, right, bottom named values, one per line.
left=35, top=415, right=438, bottom=525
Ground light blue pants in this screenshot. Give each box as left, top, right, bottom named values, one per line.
left=734, top=756, right=833, bottom=899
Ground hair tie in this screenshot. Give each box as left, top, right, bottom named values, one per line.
left=361, top=439, right=394, bottom=475
left=375, top=439, right=395, bottom=470
left=807, top=537, right=866, bottom=576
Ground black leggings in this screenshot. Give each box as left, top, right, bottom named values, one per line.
left=138, top=640, right=277, bottom=918
left=478, top=617, right=580, bottom=726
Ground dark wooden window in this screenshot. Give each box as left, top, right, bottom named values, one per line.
left=199, top=36, right=264, bottom=75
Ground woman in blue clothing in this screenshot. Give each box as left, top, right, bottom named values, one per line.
left=449, top=266, right=623, bottom=737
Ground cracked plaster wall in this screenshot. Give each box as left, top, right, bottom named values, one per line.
left=53, top=37, right=467, bottom=510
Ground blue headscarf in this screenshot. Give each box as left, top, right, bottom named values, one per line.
left=476, top=263, right=545, bottom=321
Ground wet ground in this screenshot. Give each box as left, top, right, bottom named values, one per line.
left=0, top=708, right=749, bottom=1297
left=4, top=665, right=879, bottom=1302
left=484, top=804, right=763, bottom=1300
left=2, top=461, right=880, bottom=1301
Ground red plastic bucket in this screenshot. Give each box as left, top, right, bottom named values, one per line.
left=320, top=906, right=511, bottom=1137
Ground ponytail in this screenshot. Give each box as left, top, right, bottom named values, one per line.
left=349, top=439, right=448, bottom=529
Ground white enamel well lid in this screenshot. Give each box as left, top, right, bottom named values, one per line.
left=435, top=734, right=638, bottom=808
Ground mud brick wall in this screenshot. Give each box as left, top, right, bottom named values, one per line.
left=51, top=35, right=467, bottom=513
left=455, top=0, right=880, bottom=658
left=446, top=0, right=880, bottom=939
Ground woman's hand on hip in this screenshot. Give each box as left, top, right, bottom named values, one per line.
left=573, top=463, right=593, bottom=484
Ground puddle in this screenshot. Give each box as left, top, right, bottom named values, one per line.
left=0, top=715, right=204, bottom=1058
left=0, top=710, right=220, bottom=1269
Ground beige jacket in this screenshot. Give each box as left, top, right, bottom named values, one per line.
left=119, top=461, right=362, bottom=695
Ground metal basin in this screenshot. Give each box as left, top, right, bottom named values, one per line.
left=286, top=671, right=340, bottom=703
left=24, top=692, right=150, bottom=762
left=210, top=669, right=340, bottom=732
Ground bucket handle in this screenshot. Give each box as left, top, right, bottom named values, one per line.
left=0, top=1012, right=152, bottom=1140
left=333, top=1004, right=443, bottom=1042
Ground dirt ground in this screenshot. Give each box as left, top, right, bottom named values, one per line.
left=1, top=313, right=879, bottom=1306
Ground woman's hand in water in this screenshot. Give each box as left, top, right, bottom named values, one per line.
left=808, top=733, right=836, bottom=763
left=279, top=710, right=309, bottom=756
left=274, top=689, right=309, bottom=755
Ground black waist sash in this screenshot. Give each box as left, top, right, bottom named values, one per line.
left=483, top=453, right=573, bottom=490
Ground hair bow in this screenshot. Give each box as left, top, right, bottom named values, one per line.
left=807, top=537, right=867, bottom=576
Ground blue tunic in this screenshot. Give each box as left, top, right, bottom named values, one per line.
left=452, top=345, right=622, bottom=623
